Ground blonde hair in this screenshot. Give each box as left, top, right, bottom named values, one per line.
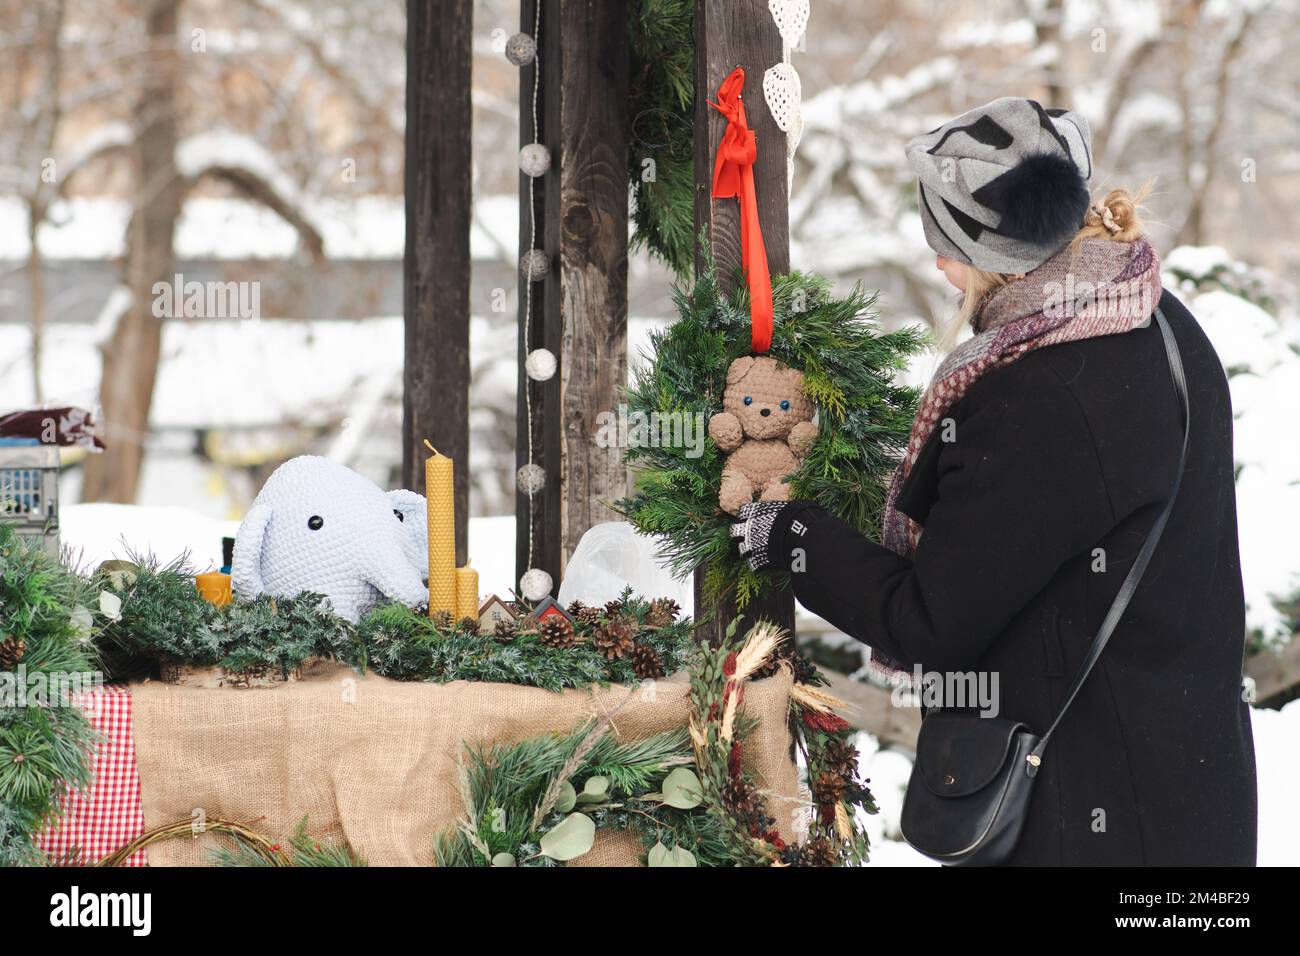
left=937, top=184, right=1151, bottom=352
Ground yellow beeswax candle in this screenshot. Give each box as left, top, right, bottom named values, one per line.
left=424, top=440, right=457, bottom=615
left=455, top=564, right=479, bottom=622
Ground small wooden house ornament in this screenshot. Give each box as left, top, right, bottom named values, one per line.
left=477, top=594, right=518, bottom=631
left=527, top=595, right=572, bottom=625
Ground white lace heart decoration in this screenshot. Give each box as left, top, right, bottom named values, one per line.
left=786, top=108, right=804, bottom=162
left=763, top=62, right=802, bottom=133
left=767, top=0, right=810, bottom=49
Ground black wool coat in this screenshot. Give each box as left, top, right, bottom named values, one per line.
left=773, top=289, right=1257, bottom=866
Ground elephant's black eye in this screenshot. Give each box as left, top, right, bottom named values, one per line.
left=393, top=509, right=404, bottom=522
left=307, top=515, right=324, bottom=530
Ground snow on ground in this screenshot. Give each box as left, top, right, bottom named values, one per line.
left=1250, top=699, right=1300, bottom=867
left=1171, top=281, right=1300, bottom=642
left=62, top=502, right=240, bottom=573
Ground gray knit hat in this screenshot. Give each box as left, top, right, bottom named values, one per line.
left=905, top=97, right=1093, bottom=274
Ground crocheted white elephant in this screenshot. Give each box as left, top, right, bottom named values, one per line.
left=231, top=456, right=429, bottom=622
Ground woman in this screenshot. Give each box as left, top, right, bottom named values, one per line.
left=732, top=97, right=1257, bottom=865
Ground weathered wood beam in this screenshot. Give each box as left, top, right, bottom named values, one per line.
left=1246, top=637, right=1300, bottom=706
left=403, top=0, right=472, bottom=563
left=558, top=0, right=631, bottom=567
left=692, top=0, right=794, bottom=643
left=517, top=1, right=631, bottom=588
left=820, top=668, right=922, bottom=753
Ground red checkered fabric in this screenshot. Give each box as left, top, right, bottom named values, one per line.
left=36, top=685, right=146, bottom=866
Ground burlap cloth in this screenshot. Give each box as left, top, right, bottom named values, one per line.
left=130, top=663, right=799, bottom=866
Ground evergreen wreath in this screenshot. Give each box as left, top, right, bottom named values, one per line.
left=618, top=251, right=924, bottom=609
left=97, top=816, right=363, bottom=867
left=436, top=617, right=877, bottom=867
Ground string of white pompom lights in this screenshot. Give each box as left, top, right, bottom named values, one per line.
left=508, top=10, right=558, bottom=603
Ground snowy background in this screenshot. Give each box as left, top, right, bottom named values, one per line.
left=2, top=0, right=1297, bottom=863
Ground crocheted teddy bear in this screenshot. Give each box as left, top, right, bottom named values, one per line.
left=709, top=355, right=817, bottom=515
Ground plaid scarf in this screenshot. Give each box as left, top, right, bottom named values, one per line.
left=870, top=237, right=1163, bottom=681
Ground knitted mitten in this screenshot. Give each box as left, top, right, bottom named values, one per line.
left=730, top=501, right=791, bottom=572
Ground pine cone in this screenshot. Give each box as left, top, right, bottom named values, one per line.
left=566, top=600, right=588, bottom=618
left=602, top=597, right=626, bottom=620
left=538, top=615, right=576, bottom=649
left=592, top=616, right=635, bottom=660
left=720, top=775, right=759, bottom=816
left=0, top=635, right=25, bottom=670
left=787, top=651, right=818, bottom=685
left=644, top=597, right=680, bottom=628
left=457, top=616, right=480, bottom=635
left=630, top=641, right=665, bottom=680
left=575, top=606, right=602, bottom=627
left=493, top=618, right=519, bottom=642
left=796, top=835, right=840, bottom=868
left=812, top=770, right=848, bottom=807
left=822, top=739, right=860, bottom=780
left=430, top=609, right=454, bottom=630
left=755, top=646, right=816, bottom=683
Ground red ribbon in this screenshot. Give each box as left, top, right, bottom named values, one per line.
left=709, top=67, right=774, bottom=354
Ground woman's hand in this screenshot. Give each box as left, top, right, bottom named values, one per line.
left=730, top=501, right=791, bottom=571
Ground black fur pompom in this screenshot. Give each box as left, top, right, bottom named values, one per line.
left=973, top=152, right=1089, bottom=246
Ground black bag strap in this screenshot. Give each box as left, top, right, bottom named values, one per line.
left=1027, top=307, right=1189, bottom=768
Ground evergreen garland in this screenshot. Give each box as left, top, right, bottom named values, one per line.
left=0, top=525, right=102, bottom=866
left=95, top=554, right=355, bottom=682
left=628, top=0, right=695, bottom=276
left=353, top=589, right=692, bottom=691
left=618, top=254, right=925, bottom=609
left=93, top=554, right=694, bottom=693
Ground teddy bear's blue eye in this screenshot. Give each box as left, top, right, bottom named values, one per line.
left=780, top=400, right=790, bottom=411
left=743, top=396, right=753, bottom=405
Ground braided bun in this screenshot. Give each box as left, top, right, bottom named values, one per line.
left=1077, top=186, right=1147, bottom=244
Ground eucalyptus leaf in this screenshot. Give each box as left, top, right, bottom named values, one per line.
left=539, top=813, right=596, bottom=861
left=670, top=845, right=697, bottom=867
left=554, top=780, right=577, bottom=813
left=575, top=775, right=610, bottom=804
left=491, top=852, right=517, bottom=867
left=647, top=840, right=697, bottom=867
left=660, top=766, right=703, bottom=809
left=69, top=605, right=94, bottom=641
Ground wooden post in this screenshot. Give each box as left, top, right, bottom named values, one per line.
left=693, top=0, right=795, bottom=643
left=558, top=0, right=631, bottom=569
left=518, top=0, right=631, bottom=587
left=403, top=0, right=472, bottom=564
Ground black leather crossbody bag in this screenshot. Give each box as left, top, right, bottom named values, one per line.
left=899, top=307, right=1189, bottom=866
